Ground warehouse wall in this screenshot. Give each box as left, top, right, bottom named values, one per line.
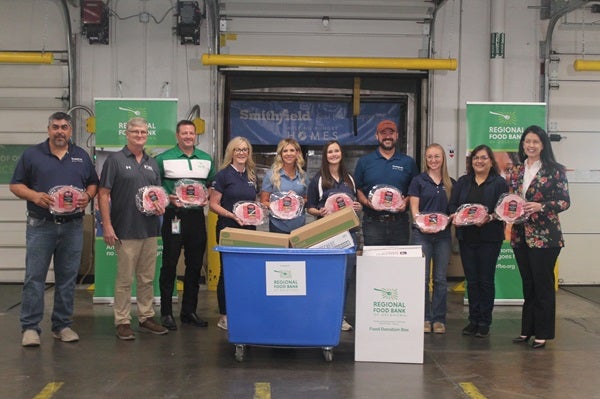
left=0, top=0, right=599, bottom=283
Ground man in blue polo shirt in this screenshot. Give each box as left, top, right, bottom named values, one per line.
left=10, top=111, right=98, bottom=347
left=354, top=119, right=418, bottom=245
left=156, top=120, right=215, bottom=330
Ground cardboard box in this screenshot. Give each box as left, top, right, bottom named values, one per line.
left=219, top=228, right=289, bottom=248
left=289, top=207, right=359, bottom=248
left=309, top=231, right=355, bottom=249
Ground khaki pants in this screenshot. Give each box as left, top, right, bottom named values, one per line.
left=114, top=238, right=158, bottom=326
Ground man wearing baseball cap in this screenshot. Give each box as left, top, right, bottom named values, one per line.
left=354, top=119, right=418, bottom=246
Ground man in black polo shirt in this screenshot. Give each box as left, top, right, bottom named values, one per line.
left=98, top=117, right=168, bottom=340
left=10, top=111, right=98, bottom=347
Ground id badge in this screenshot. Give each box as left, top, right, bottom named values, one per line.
left=171, top=217, right=181, bottom=234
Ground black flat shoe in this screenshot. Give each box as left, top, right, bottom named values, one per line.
left=180, top=313, right=208, bottom=327
left=512, top=335, right=531, bottom=343
left=161, top=315, right=178, bottom=331
left=531, top=340, right=546, bottom=349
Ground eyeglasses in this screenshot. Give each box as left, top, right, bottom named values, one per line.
left=128, top=129, right=149, bottom=135
left=234, top=148, right=249, bottom=154
left=472, top=155, right=490, bottom=161
left=426, top=155, right=442, bottom=160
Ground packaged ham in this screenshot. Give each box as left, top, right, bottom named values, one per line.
left=48, top=185, right=85, bottom=215
left=368, top=184, right=403, bottom=213
left=453, top=203, right=489, bottom=226
left=414, top=213, right=450, bottom=233
left=324, top=192, right=354, bottom=213
left=269, top=191, right=304, bottom=220
left=136, top=185, right=169, bottom=215
left=174, top=179, right=208, bottom=207
left=494, top=193, right=527, bottom=223
left=232, top=201, right=268, bottom=226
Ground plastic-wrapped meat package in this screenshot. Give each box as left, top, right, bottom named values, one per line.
left=233, top=201, right=268, bottom=226
left=368, top=184, right=403, bottom=212
left=324, top=192, right=354, bottom=213
left=453, top=203, right=489, bottom=226
left=174, top=179, right=208, bottom=207
left=494, top=193, right=527, bottom=223
left=269, top=192, right=304, bottom=220
left=48, top=185, right=85, bottom=215
left=136, top=185, right=169, bottom=215
left=414, top=213, right=449, bottom=233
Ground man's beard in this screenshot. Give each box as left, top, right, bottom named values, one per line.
left=379, top=140, right=395, bottom=151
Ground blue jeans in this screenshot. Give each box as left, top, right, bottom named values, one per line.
left=362, top=213, right=410, bottom=246
left=411, top=229, right=451, bottom=324
left=21, top=215, right=83, bottom=333
left=458, top=240, right=502, bottom=327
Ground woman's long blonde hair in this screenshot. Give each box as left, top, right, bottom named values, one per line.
left=425, top=143, right=453, bottom=200
left=220, top=136, right=256, bottom=184
left=269, top=138, right=306, bottom=190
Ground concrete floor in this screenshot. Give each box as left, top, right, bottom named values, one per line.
left=2, top=284, right=599, bottom=399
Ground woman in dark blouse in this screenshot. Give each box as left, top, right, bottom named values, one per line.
left=449, top=144, right=508, bottom=338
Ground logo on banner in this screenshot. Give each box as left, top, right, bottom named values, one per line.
left=372, top=288, right=406, bottom=316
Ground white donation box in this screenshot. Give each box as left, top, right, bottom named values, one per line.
left=355, top=246, right=425, bottom=364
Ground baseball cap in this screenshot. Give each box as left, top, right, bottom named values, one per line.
left=376, top=120, right=397, bottom=133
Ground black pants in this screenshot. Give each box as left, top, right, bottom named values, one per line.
left=459, top=240, right=502, bottom=327
left=160, top=207, right=207, bottom=316
left=215, top=222, right=255, bottom=315
left=513, top=246, right=561, bottom=340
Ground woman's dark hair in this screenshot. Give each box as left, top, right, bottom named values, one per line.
left=518, top=125, right=565, bottom=172
left=466, top=144, right=500, bottom=176
left=320, top=140, right=355, bottom=191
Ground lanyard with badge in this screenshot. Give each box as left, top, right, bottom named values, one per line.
left=171, top=215, right=181, bottom=234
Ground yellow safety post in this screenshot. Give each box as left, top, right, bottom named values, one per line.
left=206, top=210, right=220, bottom=291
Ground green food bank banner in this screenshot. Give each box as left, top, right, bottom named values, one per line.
left=95, top=98, right=177, bottom=148
left=93, top=98, right=177, bottom=303
left=466, top=102, right=546, bottom=304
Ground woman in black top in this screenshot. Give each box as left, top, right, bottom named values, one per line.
left=449, top=144, right=508, bottom=338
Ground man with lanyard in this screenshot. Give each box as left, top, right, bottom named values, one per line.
left=99, top=117, right=168, bottom=340
left=10, top=111, right=98, bottom=347
left=156, top=120, right=215, bottom=330
left=354, top=119, right=418, bottom=245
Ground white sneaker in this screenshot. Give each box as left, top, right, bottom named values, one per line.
left=52, top=327, right=80, bottom=342
left=217, top=317, right=228, bottom=330
left=22, top=329, right=40, bottom=347
left=341, top=318, right=353, bottom=331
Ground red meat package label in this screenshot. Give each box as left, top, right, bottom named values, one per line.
left=276, top=196, right=295, bottom=211
left=181, top=185, right=198, bottom=201
left=376, top=190, right=398, bottom=206
left=58, top=190, right=76, bottom=210
left=243, top=204, right=259, bottom=219
left=332, top=196, right=348, bottom=211
left=503, top=200, right=519, bottom=217
left=424, top=214, right=439, bottom=226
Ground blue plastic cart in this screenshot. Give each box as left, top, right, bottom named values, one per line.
left=215, top=246, right=354, bottom=362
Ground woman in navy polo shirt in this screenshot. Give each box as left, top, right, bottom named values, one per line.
left=260, top=138, right=308, bottom=233
left=306, top=140, right=362, bottom=332
left=209, top=136, right=258, bottom=330
left=408, top=144, right=454, bottom=335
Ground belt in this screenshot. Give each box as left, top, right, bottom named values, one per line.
left=366, top=213, right=406, bottom=222
left=28, top=211, right=83, bottom=224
